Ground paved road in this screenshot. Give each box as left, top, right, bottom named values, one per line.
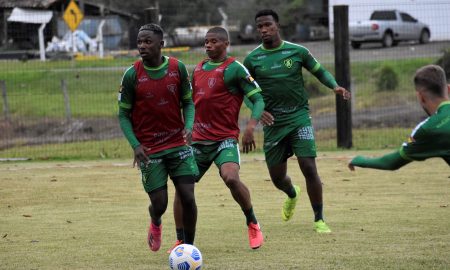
left=232, top=40, right=450, bottom=63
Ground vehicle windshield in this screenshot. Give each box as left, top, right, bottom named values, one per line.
left=370, top=11, right=396, bottom=20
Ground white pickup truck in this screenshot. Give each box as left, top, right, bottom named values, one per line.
left=349, top=10, right=430, bottom=49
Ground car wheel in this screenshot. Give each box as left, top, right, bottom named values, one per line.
left=351, top=41, right=361, bottom=49
left=382, top=32, right=393, bottom=47
left=419, top=29, right=430, bottom=44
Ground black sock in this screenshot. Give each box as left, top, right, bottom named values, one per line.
left=243, top=207, right=258, bottom=225
left=184, top=230, right=195, bottom=245
left=176, top=228, right=184, bottom=242
left=152, top=218, right=162, bottom=226
left=286, top=186, right=297, bottom=198
left=312, top=203, right=323, bottom=222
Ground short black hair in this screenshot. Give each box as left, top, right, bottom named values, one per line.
left=255, top=9, right=279, bottom=22
left=207, top=26, right=229, bottom=41
left=414, top=64, right=447, bottom=97
left=138, top=23, right=164, bottom=39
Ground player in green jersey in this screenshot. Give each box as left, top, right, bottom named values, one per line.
left=167, top=26, right=265, bottom=252
left=349, top=64, right=450, bottom=170
left=118, top=23, right=198, bottom=252
left=244, top=9, right=351, bottom=233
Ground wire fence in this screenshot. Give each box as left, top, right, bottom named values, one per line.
left=0, top=1, right=449, bottom=160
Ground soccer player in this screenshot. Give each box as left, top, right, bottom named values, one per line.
left=349, top=64, right=450, bottom=170
left=168, top=26, right=265, bottom=252
left=243, top=9, right=351, bottom=233
left=118, top=23, right=199, bottom=252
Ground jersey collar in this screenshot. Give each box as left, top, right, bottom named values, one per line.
left=261, top=41, right=284, bottom=51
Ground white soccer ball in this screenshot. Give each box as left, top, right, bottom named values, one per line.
left=169, top=244, right=202, bottom=270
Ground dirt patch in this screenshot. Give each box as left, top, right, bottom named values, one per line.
left=0, top=117, right=122, bottom=150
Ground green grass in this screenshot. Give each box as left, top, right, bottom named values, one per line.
left=1, top=152, right=449, bottom=269
left=0, top=53, right=437, bottom=118
left=0, top=127, right=412, bottom=160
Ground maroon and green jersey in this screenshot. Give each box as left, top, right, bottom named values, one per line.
left=119, top=57, right=188, bottom=154
left=191, top=57, right=261, bottom=142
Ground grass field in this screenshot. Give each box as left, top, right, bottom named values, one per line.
left=1, top=151, right=449, bottom=269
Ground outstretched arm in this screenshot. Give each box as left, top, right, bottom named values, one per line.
left=348, top=151, right=411, bottom=171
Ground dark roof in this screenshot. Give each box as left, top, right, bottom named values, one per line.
left=0, top=0, right=139, bottom=19
left=0, top=0, right=60, bottom=8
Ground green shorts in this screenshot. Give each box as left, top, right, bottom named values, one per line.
left=192, top=139, right=240, bottom=180
left=139, top=146, right=199, bottom=193
left=263, top=116, right=317, bottom=167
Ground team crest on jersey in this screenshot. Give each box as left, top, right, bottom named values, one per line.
left=283, top=58, right=293, bottom=68
left=167, top=84, right=177, bottom=94
left=208, top=78, right=217, bottom=88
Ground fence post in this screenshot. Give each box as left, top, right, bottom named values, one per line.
left=333, top=5, right=352, bottom=148
left=1, top=80, right=10, bottom=122
left=61, top=79, right=72, bottom=123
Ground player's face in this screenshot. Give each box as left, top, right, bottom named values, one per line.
left=255, top=15, right=280, bottom=44
left=204, top=32, right=228, bottom=61
left=137, top=30, right=163, bottom=62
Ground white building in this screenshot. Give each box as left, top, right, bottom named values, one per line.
left=328, top=0, right=450, bottom=41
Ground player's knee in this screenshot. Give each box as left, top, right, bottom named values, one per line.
left=222, top=173, right=240, bottom=189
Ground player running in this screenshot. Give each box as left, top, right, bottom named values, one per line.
left=243, top=9, right=351, bottom=233
left=118, top=23, right=198, bottom=252
left=349, top=64, right=450, bottom=170
left=168, top=26, right=265, bottom=252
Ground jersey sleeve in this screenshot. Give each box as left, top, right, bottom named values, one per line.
left=350, top=151, right=411, bottom=170
left=118, top=65, right=136, bottom=109
left=118, top=65, right=140, bottom=149
left=399, top=120, right=431, bottom=161
left=243, top=56, right=254, bottom=76
left=178, top=61, right=195, bottom=131
left=227, top=61, right=264, bottom=120
left=300, top=47, right=338, bottom=90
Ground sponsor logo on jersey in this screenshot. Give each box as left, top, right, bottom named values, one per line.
left=195, top=88, right=205, bottom=96
left=270, top=64, right=282, bottom=70
left=283, top=58, right=293, bottom=68
left=282, top=50, right=292, bottom=54
left=257, top=55, right=266, bottom=60
left=138, top=76, right=149, bottom=83
left=157, top=98, right=168, bottom=106
left=167, top=84, right=177, bottom=94
left=208, top=78, right=217, bottom=88
left=168, top=71, right=179, bottom=77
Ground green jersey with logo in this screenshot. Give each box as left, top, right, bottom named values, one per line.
left=400, top=101, right=450, bottom=164
left=244, top=41, right=338, bottom=126
left=351, top=101, right=450, bottom=170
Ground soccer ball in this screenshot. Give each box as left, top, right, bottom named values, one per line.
left=169, top=244, right=202, bottom=270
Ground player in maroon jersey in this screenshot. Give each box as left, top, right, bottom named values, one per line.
left=167, top=26, right=267, bottom=252
left=118, top=23, right=198, bottom=252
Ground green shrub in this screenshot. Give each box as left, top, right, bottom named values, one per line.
left=435, top=48, right=450, bottom=81
left=376, top=65, right=399, bottom=91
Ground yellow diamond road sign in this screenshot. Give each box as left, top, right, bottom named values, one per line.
left=63, top=0, right=84, bottom=32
